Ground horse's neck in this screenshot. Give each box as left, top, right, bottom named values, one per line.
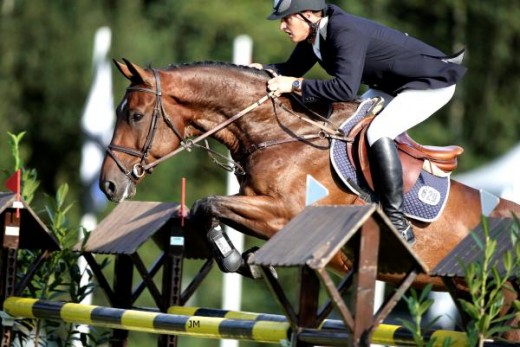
left=171, top=66, right=359, bottom=155
left=172, top=67, right=281, bottom=146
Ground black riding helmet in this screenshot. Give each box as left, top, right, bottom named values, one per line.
left=267, top=0, right=328, bottom=20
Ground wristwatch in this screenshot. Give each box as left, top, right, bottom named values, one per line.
left=291, top=79, right=302, bottom=92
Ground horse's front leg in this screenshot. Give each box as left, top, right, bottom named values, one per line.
left=190, top=194, right=291, bottom=276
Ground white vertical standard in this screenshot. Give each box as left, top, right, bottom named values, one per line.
left=78, top=26, right=115, bottom=346
left=220, top=35, right=253, bottom=347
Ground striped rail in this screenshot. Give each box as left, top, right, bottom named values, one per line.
left=169, top=306, right=469, bottom=347
left=3, top=297, right=475, bottom=346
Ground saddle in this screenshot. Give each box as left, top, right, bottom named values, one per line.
left=346, top=113, right=464, bottom=193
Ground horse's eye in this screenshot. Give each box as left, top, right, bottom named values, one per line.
left=129, top=112, right=144, bottom=123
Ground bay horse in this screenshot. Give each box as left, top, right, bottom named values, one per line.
left=99, top=59, right=519, bottom=338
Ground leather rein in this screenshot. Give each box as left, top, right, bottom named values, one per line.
left=106, top=68, right=346, bottom=181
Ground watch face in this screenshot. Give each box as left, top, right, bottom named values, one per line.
left=292, top=80, right=300, bottom=90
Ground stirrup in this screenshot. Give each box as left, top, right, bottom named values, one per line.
left=400, top=223, right=416, bottom=246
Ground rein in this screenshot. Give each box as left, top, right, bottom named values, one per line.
left=107, top=67, right=351, bottom=180
left=274, top=94, right=345, bottom=138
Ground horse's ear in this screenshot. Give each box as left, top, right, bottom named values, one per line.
left=113, top=59, right=133, bottom=80
left=113, top=58, right=151, bottom=86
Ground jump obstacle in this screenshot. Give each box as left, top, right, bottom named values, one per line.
left=1, top=192, right=518, bottom=346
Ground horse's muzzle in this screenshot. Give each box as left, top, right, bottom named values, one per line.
left=99, top=177, right=135, bottom=203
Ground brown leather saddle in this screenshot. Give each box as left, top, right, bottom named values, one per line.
left=346, top=115, right=464, bottom=193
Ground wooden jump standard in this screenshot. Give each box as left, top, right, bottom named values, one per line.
left=249, top=204, right=429, bottom=347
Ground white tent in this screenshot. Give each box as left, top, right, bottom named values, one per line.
left=454, top=144, right=520, bottom=204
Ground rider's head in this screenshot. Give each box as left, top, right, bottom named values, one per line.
left=267, top=0, right=327, bottom=43
left=267, top=0, right=327, bottom=20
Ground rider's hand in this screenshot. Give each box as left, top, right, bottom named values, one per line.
left=248, top=63, right=263, bottom=70
left=267, top=76, right=300, bottom=96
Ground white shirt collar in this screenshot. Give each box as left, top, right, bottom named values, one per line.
left=319, top=16, right=329, bottom=39
left=313, top=16, right=329, bottom=60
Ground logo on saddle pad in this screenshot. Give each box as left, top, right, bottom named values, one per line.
left=330, top=98, right=463, bottom=223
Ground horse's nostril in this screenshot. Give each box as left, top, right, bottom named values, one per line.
left=101, top=180, right=116, bottom=198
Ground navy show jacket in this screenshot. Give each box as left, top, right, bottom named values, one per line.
left=266, top=5, right=467, bottom=103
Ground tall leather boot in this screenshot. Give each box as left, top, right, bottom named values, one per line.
left=369, top=137, right=415, bottom=245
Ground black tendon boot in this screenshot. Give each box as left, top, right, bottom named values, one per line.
left=207, top=226, right=274, bottom=279
left=370, top=137, right=416, bottom=245
left=207, top=225, right=243, bottom=272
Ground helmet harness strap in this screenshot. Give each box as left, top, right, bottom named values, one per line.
left=298, top=12, right=320, bottom=43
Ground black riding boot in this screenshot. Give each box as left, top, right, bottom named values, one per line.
left=369, top=137, right=415, bottom=245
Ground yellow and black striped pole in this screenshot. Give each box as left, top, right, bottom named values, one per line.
left=170, top=306, right=470, bottom=347
left=4, top=297, right=470, bottom=346
left=4, top=297, right=289, bottom=344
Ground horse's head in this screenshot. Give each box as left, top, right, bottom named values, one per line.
left=100, top=59, right=186, bottom=202
left=100, top=59, right=295, bottom=203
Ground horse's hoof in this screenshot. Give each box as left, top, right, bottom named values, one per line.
left=238, top=247, right=278, bottom=280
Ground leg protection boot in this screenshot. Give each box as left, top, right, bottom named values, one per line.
left=369, top=137, right=415, bottom=245
left=207, top=225, right=243, bottom=272
left=207, top=227, right=276, bottom=278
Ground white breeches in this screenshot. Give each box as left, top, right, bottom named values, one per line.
left=361, top=85, right=456, bottom=146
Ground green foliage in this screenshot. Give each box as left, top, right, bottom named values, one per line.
left=400, top=216, right=520, bottom=347
left=458, top=216, right=520, bottom=347
left=4, top=134, right=109, bottom=346
left=399, top=283, right=454, bottom=347
left=5, top=132, right=39, bottom=205
left=6, top=131, right=24, bottom=172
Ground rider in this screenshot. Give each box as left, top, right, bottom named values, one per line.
left=250, top=0, right=467, bottom=245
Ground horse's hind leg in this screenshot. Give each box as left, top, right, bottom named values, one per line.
left=189, top=194, right=289, bottom=277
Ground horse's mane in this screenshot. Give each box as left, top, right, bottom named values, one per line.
left=163, top=60, right=271, bottom=79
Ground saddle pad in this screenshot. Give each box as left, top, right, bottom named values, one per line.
left=330, top=99, right=450, bottom=222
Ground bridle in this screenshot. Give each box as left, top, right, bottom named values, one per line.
left=106, top=68, right=277, bottom=181
left=106, top=68, right=185, bottom=181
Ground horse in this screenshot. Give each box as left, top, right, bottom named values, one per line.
left=99, top=59, right=520, bottom=339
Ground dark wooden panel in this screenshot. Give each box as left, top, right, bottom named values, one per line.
left=250, top=204, right=428, bottom=274
left=432, top=217, right=518, bottom=279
